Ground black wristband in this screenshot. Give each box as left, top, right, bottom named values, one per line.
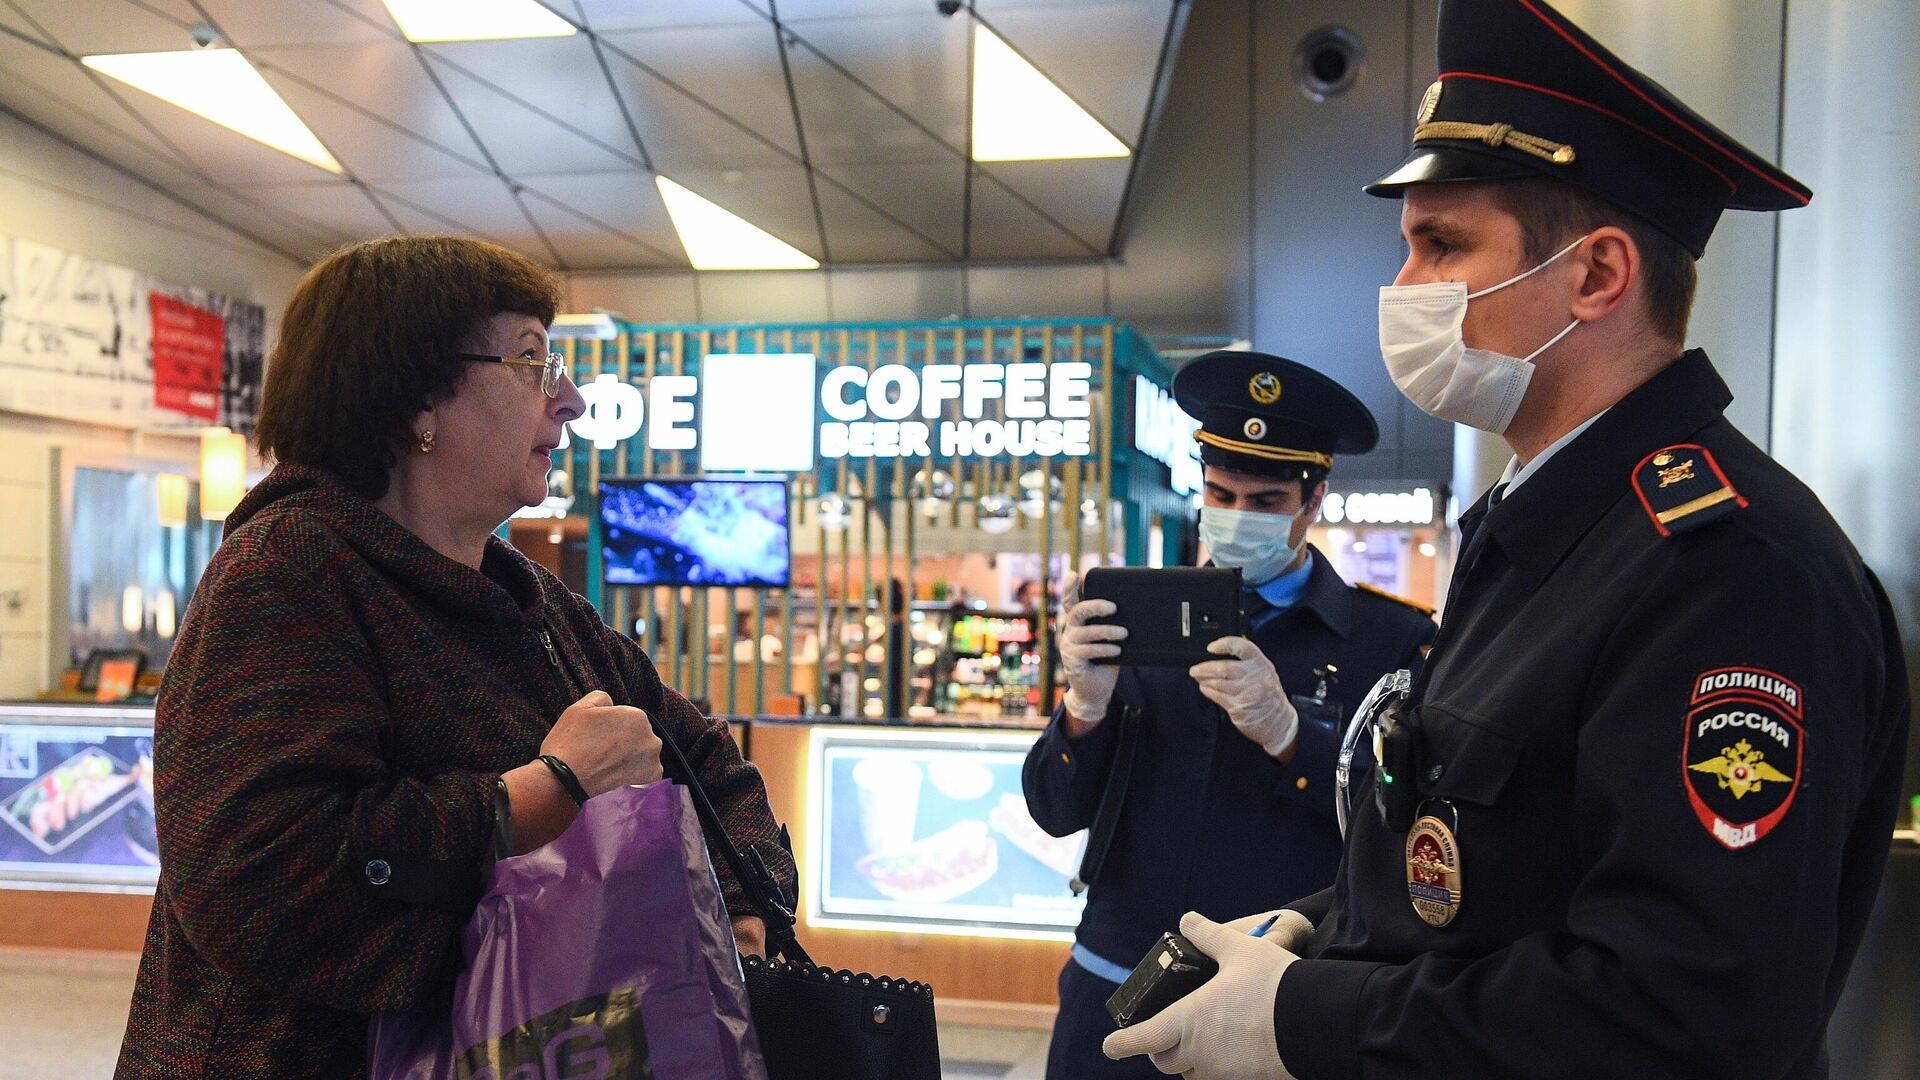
left=540, top=754, right=590, bottom=807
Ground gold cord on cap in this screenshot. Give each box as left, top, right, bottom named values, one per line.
left=1194, top=430, right=1333, bottom=469
left=1416, top=120, right=1575, bottom=165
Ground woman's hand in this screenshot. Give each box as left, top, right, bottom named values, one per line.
left=539, top=690, right=663, bottom=795
left=731, top=915, right=767, bottom=958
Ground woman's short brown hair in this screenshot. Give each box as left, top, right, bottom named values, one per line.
left=254, top=235, right=563, bottom=498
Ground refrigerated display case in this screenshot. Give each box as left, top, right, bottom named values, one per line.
left=920, top=608, right=1044, bottom=721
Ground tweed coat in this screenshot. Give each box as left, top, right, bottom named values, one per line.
left=114, top=464, right=794, bottom=1079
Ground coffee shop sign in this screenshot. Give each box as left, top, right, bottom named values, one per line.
left=563, top=354, right=1095, bottom=468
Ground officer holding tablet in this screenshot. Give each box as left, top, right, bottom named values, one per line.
left=1022, top=350, right=1436, bottom=1079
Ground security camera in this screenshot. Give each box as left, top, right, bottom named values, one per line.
left=188, top=22, right=221, bottom=49
left=935, top=1, right=962, bottom=16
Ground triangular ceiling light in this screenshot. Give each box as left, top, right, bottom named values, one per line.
left=82, top=50, right=341, bottom=173
left=970, top=24, right=1129, bottom=162
left=381, top=0, right=575, bottom=43
left=655, top=176, right=820, bottom=271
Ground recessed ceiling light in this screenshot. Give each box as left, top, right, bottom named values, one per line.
left=970, top=24, right=1130, bottom=162
left=655, top=176, right=820, bottom=272
left=380, top=0, right=576, bottom=43
left=81, top=50, right=341, bottom=173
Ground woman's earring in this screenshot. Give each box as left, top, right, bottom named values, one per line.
left=418, top=430, right=436, bottom=454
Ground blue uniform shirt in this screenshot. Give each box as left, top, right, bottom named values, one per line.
left=1024, top=547, right=1437, bottom=978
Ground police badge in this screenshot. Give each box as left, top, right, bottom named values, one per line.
left=1405, top=812, right=1463, bottom=928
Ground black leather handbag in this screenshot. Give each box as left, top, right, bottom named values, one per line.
left=654, top=724, right=942, bottom=1080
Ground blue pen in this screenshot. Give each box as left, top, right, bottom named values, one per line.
left=1248, top=914, right=1281, bottom=938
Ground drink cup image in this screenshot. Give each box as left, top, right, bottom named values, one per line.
left=852, top=756, right=923, bottom=854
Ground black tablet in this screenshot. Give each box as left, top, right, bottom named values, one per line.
left=1080, top=566, right=1246, bottom=667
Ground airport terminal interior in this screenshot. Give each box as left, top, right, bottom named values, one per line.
left=0, top=0, right=1914, bottom=1077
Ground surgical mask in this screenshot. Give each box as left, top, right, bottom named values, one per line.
left=1199, top=505, right=1304, bottom=587
left=1377, top=235, right=1587, bottom=434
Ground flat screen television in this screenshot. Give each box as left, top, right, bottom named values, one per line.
left=598, top=477, right=791, bottom=588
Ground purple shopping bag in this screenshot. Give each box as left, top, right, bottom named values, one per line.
left=369, top=782, right=767, bottom=1080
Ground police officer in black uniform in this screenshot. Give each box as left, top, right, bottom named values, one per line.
left=1103, top=2, right=1910, bottom=1078
left=1025, top=351, right=1436, bottom=1079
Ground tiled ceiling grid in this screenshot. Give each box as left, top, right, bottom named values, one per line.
left=0, top=0, right=1183, bottom=270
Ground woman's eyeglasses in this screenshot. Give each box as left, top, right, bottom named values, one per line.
left=457, top=350, right=569, bottom=398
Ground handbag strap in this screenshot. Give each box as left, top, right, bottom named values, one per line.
left=650, top=714, right=814, bottom=967
left=1069, top=702, right=1141, bottom=896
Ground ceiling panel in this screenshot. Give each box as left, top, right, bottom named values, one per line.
left=599, top=45, right=795, bottom=171
left=421, top=38, right=644, bottom=175
left=251, top=41, right=484, bottom=167
left=0, top=31, right=205, bottom=182
left=977, top=158, right=1130, bottom=253
left=202, top=0, right=401, bottom=48
left=598, top=23, right=799, bottom=161
left=984, top=0, right=1171, bottom=141
left=0, top=1, right=1180, bottom=269
left=809, top=160, right=962, bottom=257
left=775, top=2, right=939, bottom=18
left=4, top=0, right=192, bottom=55
left=966, top=172, right=1097, bottom=261
left=515, top=172, right=683, bottom=265
left=219, top=178, right=397, bottom=244
left=0, top=8, right=58, bottom=47
left=97, top=74, right=340, bottom=185
left=162, top=182, right=351, bottom=259
left=263, top=68, right=490, bottom=182
left=571, top=0, right=767, bottom=33
left=811, top=180, right=952, bottom=264
left=372, top=174, right=527, bottom=244
left=663, top=166, right=823, bottom=264
left=781, top=13, right=968, bottom=158
left=518, top=194, right=680, bottom=271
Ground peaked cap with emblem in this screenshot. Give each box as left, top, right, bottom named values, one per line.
left=1365, top=0, right=1811, bottom=257
left=1172, top=351, right=1377, bottom=480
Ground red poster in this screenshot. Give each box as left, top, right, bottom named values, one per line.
left=150, top=292, right=225, bottom=421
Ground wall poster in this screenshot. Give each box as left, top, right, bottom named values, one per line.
left=0, top=235, right=265, bottom=431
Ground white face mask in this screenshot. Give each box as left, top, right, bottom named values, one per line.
left=1199, top=505, right=1305, bottom=587
left=1377, top=235, right=1587, bottom=434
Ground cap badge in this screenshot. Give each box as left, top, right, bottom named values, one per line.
left=1243, top=417, right=1267, bottom=441
left=1417, top=80, right=1443, bottom=126
left=1248, top=371, right=1282, bottom=405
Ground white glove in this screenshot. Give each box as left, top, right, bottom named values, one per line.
left=1102, top=911, right=1302, bottom=1079
left=1188, top=636, right=1299, bottom=757
left=1058, top=575, right=1124, bottom=725
left=1222, top=908, right=1314, bottom=952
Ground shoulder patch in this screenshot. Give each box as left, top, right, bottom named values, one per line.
left=1355, top=582, right=1435, bottom=616
left=1683, top=667, right=1803, bottom=851
left=1632, top=444, right=1746, bottom=537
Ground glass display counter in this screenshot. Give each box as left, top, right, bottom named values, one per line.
left=0, top=703, right=158, bottom=893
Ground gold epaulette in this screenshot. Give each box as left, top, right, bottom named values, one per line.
left=1355, top=582, right=1435, bottom=616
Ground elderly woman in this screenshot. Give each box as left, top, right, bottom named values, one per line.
left=114, top=236, right=793, bottom=1079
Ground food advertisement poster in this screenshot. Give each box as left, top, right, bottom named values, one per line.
left=0, top=721, right=159, bottom=890
left=809, top=728, right=1086, bottom=938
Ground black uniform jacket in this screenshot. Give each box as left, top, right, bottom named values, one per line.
left=1023, top=550, right=1435, bottom=968
left=1275, top=351, right=1911, bottom=1080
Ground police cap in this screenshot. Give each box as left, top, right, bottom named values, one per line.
left=1365, top=0, right=1810, bottom=257
left=1172, top=351, right=1377, bottom=480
